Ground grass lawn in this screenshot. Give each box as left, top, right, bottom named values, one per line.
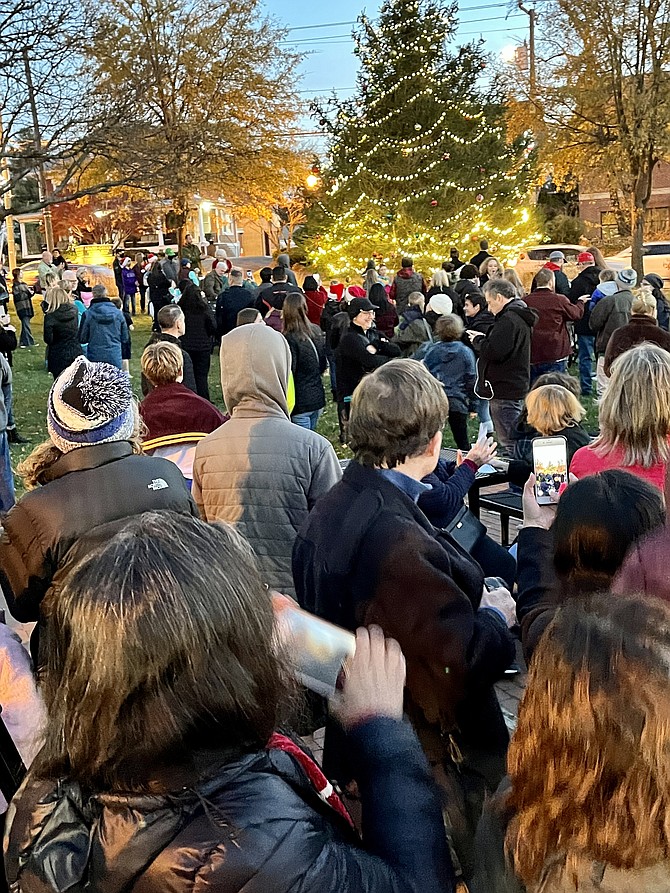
left=9, top=302, right=599, bottom=492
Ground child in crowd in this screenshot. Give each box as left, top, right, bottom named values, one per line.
left=422, top=314, right=476, bottom=450
left=588, top=268, right=617, bottom=309
left=393, top=291, right=433, bottom=357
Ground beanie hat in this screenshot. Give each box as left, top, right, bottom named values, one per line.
left=428, top=294, right=453, bottom=316
left=215, top=248, right=228, bottom=259
left=47, top=356, right=135, bottom=453
left=616, top=268, right=637, bottom=289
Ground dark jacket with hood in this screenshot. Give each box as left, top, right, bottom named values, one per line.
left=335, top=323, right=401, bottom=400
left=78, top=297, right=129, bottom=369
left=292, top=459, right=514, bottom=785
left=277, top=252, right=299, bottom=287
left=568, top=265, right=601, bottom=335
left=476, top=300, right=538, bottom=401
left=423, top=340, right=476, bottom=414
left=393, top=306, right=433, bottom=357
left=603, top=314, right=670, bottom=375
left=389, top=268, right=425, bottom=315
left=0, top=443, right=198, bottom=628
left=6, top=718, right=454, bottom=893
left=464, top=307, right=495, bottom=355
left=43, top=303, right=84, bottom=378
left=178, top=286, right=216, bottom=352
left=453, top=279, right=484, bottom=317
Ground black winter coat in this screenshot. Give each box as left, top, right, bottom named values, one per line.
left=216, top=285, right=255, bottom=336
left=178, top=292, right=216, bottom=352
left=334, top=324, right=400, bottom=400
left=285, top=328, right=327, bottom=414
left=567, top=265, right=601, bottom=335
left=43, top=303, right=84, bottom=378
left=476, top=300, right=538, bottom=401
left=6, top=718, right=454, bottom=893
left=293, top=461, right=514, bottom=764
left=0, top=442, right=198, bottom=628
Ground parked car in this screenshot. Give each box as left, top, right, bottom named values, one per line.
left=606, top=242, right=670, bottom=283
left=509, top=244, right=585, bottom=289
left=19, top=260, right=117, bottom=295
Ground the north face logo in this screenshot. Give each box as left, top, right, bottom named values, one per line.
left=147, top=478, right=169, bottom=491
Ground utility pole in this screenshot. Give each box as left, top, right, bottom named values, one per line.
left=518, top=1, right=537, bottom=102
left=0, top=115, right=17, bottom=271
left=22, top=47, right=54, bottom=252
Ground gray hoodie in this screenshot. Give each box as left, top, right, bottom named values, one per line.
left=277, top=253, right=299, bottom=287
left=192, top=324, right=341, bottom=594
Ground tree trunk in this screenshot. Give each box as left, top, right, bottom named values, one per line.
left=630, top=201, right=646, bottom=281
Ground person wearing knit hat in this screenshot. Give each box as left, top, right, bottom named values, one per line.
left=590, top=267, right=637, bottom=397
left=0, top=355, right=198, bottom=662
left=427, top=293, right=453, bottom=317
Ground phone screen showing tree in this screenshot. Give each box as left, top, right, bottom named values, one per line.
left=532, top=438, right=568, bottom=502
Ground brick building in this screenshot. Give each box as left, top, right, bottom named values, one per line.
left=580, top=161, right=670, bottom=243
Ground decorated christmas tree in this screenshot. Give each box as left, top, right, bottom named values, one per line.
left=305, top=0, right=541, bottom=277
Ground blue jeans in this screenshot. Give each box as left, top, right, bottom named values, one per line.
left=123, top=292, right=137, bottom=315
left=476, top=397, right=492, bottom=432
left=530, top=359, right=568, bottom=384
left=18, top=312, right=35, bottom=347
left=292, top=409, right=323, bottom=431
left=0, top=431, right=15, bottom=512
left=577, top=334, right=595, bottom=395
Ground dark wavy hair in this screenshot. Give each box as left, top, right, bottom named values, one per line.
left=508, top=593, right=670, bottom=887
left=368, top=282, right=393, bottom=315
left=552, top=469, right=664, bottom=595
left=177, top=280, right=208, bottom=314
left=34, top=512, right=293, bottom=789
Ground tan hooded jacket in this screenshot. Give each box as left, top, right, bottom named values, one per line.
left=192, top=325, right=341, bottom=595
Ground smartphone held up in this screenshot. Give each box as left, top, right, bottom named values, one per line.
left=532, top=435, right=568, bottom=504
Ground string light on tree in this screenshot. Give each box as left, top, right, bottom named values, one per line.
left=305, top=0, right=539, bottom=276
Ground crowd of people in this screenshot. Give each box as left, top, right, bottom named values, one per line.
left=0, top=237, right=669, bottom=892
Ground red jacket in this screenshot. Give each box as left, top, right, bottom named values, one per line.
left=304, top=287, right=328, bottom=326
left=140, top=381, right=226, bottom=449
left=524, top=287, right=584, bottom=364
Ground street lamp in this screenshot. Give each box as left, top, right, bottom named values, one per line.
left=306, top=173, right=320, bottom=189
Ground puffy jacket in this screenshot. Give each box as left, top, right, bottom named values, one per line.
left=589, top=288, right=634, bottom=354
left=423, top=340, right=476, bottom=414
left=78, top=298, right=129, bottom=369
left=524, top=287, right=584, bottom=364
left=284, top=327, right=327, bottom=415
left=43, top=303, right=83, bottom=378
left=0, top=442, right=198, bottom=627
left=476, top=300, right=538, bottom=400
left=12, top=283, right=34, bottom=318
left=5, top=718, right=454, bottom=893
left=389, top=268, right=425, bottom=314
left=192, top=325, right=341, bottom=596
left=203, top=269, right=224, bottom=304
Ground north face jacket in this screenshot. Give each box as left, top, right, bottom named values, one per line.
left=192, top=324, right=341, bottom=595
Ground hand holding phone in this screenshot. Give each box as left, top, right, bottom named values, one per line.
left=532, top=435, right=568, bottom=504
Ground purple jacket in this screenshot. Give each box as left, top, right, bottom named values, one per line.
left=121, top=267, right=137, bottom=295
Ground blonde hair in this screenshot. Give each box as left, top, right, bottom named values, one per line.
left=141, top=341, right=183, bottom=386
left=45, top=286, right=71, bottom=313
left=407, top=291, right=425, bottom=308
left=594, top=343, right=670, bottom=467
left=430, top=269, right=450, bottom=289
left=503, top=268, right=526, bottom=297
left=632, top=291, right=657, bottom=317
left=525, top=385, right=585, bottom=435
left=480, top=256, right=504, bottom=278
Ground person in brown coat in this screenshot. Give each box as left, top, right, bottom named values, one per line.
left=524, top=268, right=588, bottom=382
left=603, top=291, right=670, bottom=375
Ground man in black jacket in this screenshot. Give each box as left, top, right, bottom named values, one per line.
left=216, top=268, right=255, bottom=336
left=293, top=359, right=515, bottom=877
left=472, top=279, right=538, bottom=453
left=140, top=304, right=197, bottom=396
left=568, top=251, right=601, bottom=396
left=469, top=239, right=491, bottom=269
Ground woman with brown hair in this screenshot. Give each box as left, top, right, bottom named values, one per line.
left=282, top=291, right=327, bottom=430
left=472, top=593, right=670, bottom=893
left=5, top=512, right=454, bottom=893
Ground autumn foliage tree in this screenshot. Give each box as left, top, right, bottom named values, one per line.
left=87, top=0, right=306, bottom=246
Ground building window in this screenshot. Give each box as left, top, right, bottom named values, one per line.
left=600, top=211, right=619, bottom=241
left=648, top=207, right=670, bottom=236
